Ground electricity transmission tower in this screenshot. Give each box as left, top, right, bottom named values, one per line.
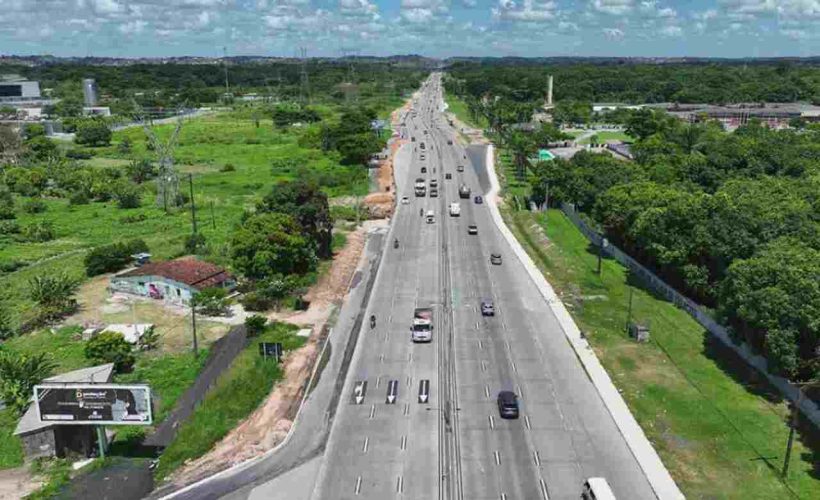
left=339, top=48, right=359, bottom=103
left=222, top=46, right=230, bottom=95
left=142, top=116, right=184, bottom=212
left=299, top=47, right=310, bottom=104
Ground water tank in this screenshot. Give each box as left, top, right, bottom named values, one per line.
left=82, top=78, right=98, bottom=107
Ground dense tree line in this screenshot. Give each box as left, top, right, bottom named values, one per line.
left=529, top=113, right=820, bottom=381
left=0, top=60, right=426, bottom=109
left=446, top=61, right=820, bottom=106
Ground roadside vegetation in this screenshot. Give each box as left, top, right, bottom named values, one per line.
left=154, top=321, right=303, bottom=479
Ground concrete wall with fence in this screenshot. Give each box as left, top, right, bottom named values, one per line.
left=559, top=202, right=820, bottom=428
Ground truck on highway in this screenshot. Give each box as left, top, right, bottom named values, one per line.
left=459, top=184, right=471, bottom=199
left=449, top=203, right=461, bottom=216
left=411, top=307, right=433, bottom=343
left=415, top=178, right=426, bottom=197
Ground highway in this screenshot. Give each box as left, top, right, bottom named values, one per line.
left=308, top=73, right=657, bottom=500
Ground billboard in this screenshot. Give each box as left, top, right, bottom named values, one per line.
left=34, top=384, right=153, bottom=425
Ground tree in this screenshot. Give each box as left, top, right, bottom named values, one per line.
left=111, top=179, right=142, bottom=209
left=245, top=314, right=267, bottom=337
left=336, top=133, right=383, bottom=166
left=84, top=239, right=148, bottom=276
left=0, top=350, right=56, bottom=415
left=192, top=287, right=229, bottom=316
left=230, top=212, right=317, bottom=280
left=718, top=238, right=820, bottom=381
left=118, top=137, right=133, bottom=155
left=257, top=178, right=334, bottom=259
left=84, top=331, right=135, bottom=372
left=125, top=159, right=156, bottom=184
left=75, top=121, right=113, bottom=147
left=0, top=185, right=15, bottom=220
left=24, top=136, right=59, bottom=161
left=0, top=125, right=22, bottom=164
left=28, top=272, right=80, bottom=320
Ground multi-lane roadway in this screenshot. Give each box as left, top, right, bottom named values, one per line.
left=309, top=74, right=657, bottom=500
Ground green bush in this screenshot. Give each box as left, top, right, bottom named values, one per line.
left=219, top=163, right=236, bottom=172
left=84, top=331, right=135, bottom=372
left=28, top=272, right=80, bottom=322
left=239, top=292, right=272, bottom=312
left=0, top=350, right=56, bottom=414
left=184, top=233, right=207, bottom=254
left=0, top=184, right=16, bottom=219
left=84, top=239, right=148, bottom=276
left=192, top=287, right=229, bottom=316
left=0, top=220, right=20, bottom=234
left=69, top=190, right=90, bottom=205
left=112, top=180, right=142, bottom=209
left=22, top=221, right=55, bottom=242
left=244, top=314, right=267, bottom=337
left=75, top=121, right=112, bottom=147
left=22, top=198, right=47, bottom=214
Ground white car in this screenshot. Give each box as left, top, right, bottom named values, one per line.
left=449, top=203, right=461, bottom=217
left=401, top=196, right=410, bottom=205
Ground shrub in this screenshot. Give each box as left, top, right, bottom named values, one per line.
left=119, top=213, right=147, bottom=224
left=0, top=307, right=14, bottom=340
left=219, top=163, right=236, bottom=172
left=22, top=221, right=55, bottom=242
left=0, top=350, right=55, bottom=415
left=75, top=122, right=112, bottom=147
left=0, top=261, right=25, bottom=273
left=184, top=233, right=207, bottom=254
left=125, top=159, right=156, bottom=184
left=0, top=220, right=20, bottom=234
left=22, top=199, right=47, bottom=214
left=193, top=287, right=229, bottom=316
left=28, top=272, right=80, bottom=320
left=0, top=185, right=15, bottom=220
left=69, top=190, right=90, bottom=205
left=65, top=149, right=94, bottom=160
left=244, top=314, right=267, bottom=337
left=84, top=331, right=135, bottom=372
left=239, top=292, right=272, bottom=312
left=84, top=239, right=148, bottom=276
left=118, top=137, right=132, bottom=155
left=112, top=180, right=142, bottom=209
left=137, top=325, right=159, bottom=351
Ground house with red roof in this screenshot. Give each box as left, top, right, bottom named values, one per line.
left=109, top=257, right=235, bottom=305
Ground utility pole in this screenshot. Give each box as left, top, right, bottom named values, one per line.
left=223, top=46, right=230, bottom=96
left=625, top=287, right=634, bottom=333
left=783, top=380, right=819, bottom=478
left=188, top=173, right=199, bottom=356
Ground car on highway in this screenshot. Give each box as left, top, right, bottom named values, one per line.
left=497, top=391, right=519, bottom=419
left=401, top=196, right=409, bottom=205
left=447, top=139, right=453, bottom=145
left=411, top=136, right=415, bottom=142
left=467, top=224, right=478, bottom=235
left=426, top=210, right=435, bottom=224
left=430, top=179, right=438, bottom=188
left=445, top=173, right=452, bottom=180
left=481, top=300, right=494, bottom=316
left=421, top=166, right=427, bottom=173
left=430, top=188, right=438, bottom=197
left=457, top=165, right=465, bottom=172
left=490, top=252, right=502, bottom=265
left=474, top=195, right=483, bottom=204
left=449, top=203, right=461, bottom=216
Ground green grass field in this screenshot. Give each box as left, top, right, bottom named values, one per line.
left=154, top=322, right=304, bottom=480
left=576, top=130, right=633, bottom=144
left=506, top=208, right=818, bottom=499
left=445, top=92, right=488, bottom=130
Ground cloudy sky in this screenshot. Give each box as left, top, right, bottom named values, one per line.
left=1, top=0, right=818, bottom=58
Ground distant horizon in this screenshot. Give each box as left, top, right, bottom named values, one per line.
left=2, top=54, right=819, bottom=62
left=2, top=1, right=819, bottom=60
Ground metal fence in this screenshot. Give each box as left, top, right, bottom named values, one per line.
left=560, top=203, right=820, bottom=427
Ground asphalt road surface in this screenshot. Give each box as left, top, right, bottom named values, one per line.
left=308, top=74, right=656, bottom=500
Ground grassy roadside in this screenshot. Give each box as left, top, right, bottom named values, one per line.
left=505, top=208, right=818, bottom=499
left=444, top=91, right=488, bottom=130
left=154, top=322, right=304, bottom=480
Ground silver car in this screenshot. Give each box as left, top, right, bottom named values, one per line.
left=481, top=300, right=495, bottom=316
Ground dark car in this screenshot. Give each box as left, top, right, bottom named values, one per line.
left=490, top=253, right=502, bottom=265
left=474, top=196, right=483, bottom=204
left=447, top=139, right=453, bottom=145
left=430, top=188, right=438, bottom=197
left=481, top=300, right=494, bottom=316
left=457, top=165, right=465, bottom=172
left=497, top=391, right=519, bottom=419
left=445, top=173, right=452, bottom=180
left=421, top=166, right=427, bottom=173
left=411, top=136, right=416, bottom=142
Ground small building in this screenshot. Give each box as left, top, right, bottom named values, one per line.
left=110, top=258, right=235, bottom=306
left=15, top=364, right=114, bottom=461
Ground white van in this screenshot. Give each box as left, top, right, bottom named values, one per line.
left=449, top=203, right=461, bottom=217
left=426, top=210, right=435, bottom=224
left=581, top=478, right=616, bottom=500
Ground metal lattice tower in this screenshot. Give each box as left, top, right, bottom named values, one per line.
left=222, top=46, right=230, bottom=95
left=142, top=115, right=184, bottom=212
left=299, top=47, right=310, bottom=104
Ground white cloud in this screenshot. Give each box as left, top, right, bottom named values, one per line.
left=718, top=0, right=777, bottom=15
left=492, top=0, right=558, bottom=22
left=659, top=24, right=682, bottom=36
left=119, top=19, right=147, bottom=34
left=603, top=27, right=624, bottom=39
left=592, top=0, right=633, bottom=15
left=340, top=0, right=378, bottom=16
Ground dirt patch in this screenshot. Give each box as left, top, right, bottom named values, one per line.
left=163, top=221, right=378, bottom=486
left=65, top=275, right=231, bottom=354
left=0, top=466, right=43, bottom=500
